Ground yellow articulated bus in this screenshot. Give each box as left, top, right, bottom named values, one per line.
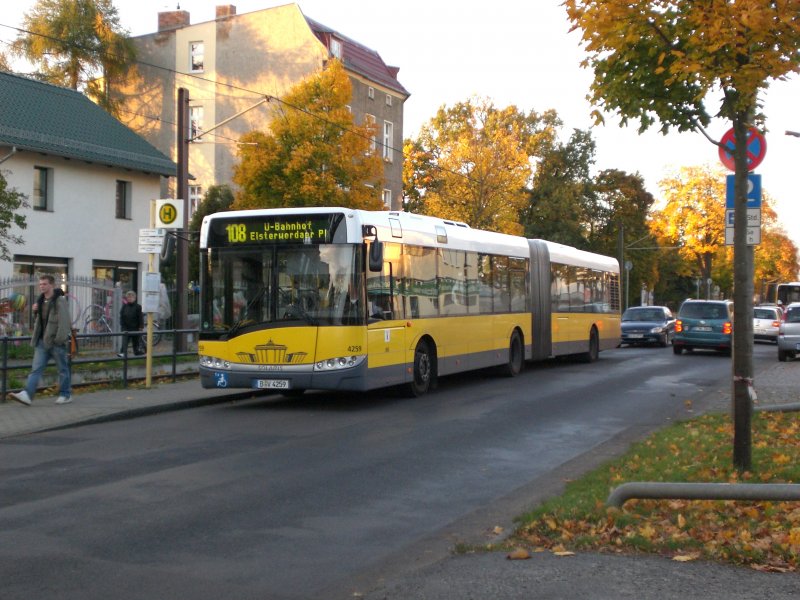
left=198, top=208, right=620, bottom=396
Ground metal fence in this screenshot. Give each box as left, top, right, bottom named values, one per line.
left=0, top=327, right=200, bottom=401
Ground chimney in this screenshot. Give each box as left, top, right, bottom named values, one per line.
left=216, top=5, right=237, bottom=18
left=158, top=10, right=190, bottom=32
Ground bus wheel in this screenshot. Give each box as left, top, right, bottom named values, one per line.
left=409, top=340, right=433, bottom=397
left=581, top=329, right=599, bottom=363
left=502, top=331, right=524, bottom=377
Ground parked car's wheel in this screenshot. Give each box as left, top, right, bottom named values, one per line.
left=779, top=349, right=789, bottom=362
left=673, top=345, right=683, bottom=355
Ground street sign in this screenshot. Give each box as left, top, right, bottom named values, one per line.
left=725, top=174, right=761, bottom=209
left=138, top=227, right=166, bottom=254
left=725, top=226, right=761, bottom=246
left=155, top=199, right=184, bottom=229
left=718, top=127, right=767, bottom=171
left=725, top=209, right=761, bottom=228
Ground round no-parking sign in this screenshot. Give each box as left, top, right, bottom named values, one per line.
left=718, top=127, right=766, bottom=171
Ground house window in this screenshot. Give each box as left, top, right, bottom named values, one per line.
left=189, top=105, right=203, bottom=141
left=385, top=94, right=393, bottom=106
left=189, top=185, right=203, bottom=218
left=382, top=189, right=392, bottom=209
left=115, top=180, right=131, bottom=219
left=383, top=121, right=393, bottom=162
left=190, top=41, right=204, bottom=72
left=330, top=38, right=342, bottom=59
left=365, top=114, right=376, bottom=152
left=33, top=166, right=51, bottom=211
left=368, top=86, right=374, bottom=100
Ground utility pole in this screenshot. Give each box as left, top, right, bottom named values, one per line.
left=176, top=87, right=190, bottom=352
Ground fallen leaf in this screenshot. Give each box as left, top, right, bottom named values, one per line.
left=491, top=526, right=504, bottom=535
left=553, top=551, right=575, bottom=557
left=507, top=548, right=531, bottom=560
left=672, top=554, right=697, bottom=562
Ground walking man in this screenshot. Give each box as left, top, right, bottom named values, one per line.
left=10, top=274, right=72, bottom=406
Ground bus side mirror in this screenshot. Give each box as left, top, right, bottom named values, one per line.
left=368, top=241, right=384, bottom=272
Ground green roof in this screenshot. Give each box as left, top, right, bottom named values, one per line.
left=0, top=72, right=175, bottom=177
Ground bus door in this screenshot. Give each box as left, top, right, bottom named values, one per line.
left=366, top=251, right=406, bottom=388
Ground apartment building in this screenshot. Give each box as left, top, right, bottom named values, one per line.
left=120, top=3, right=409, bottom=213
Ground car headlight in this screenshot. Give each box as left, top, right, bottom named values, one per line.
left=200, top=355, right=231, bottom=369
left=650, top=326, right=665, bottom=334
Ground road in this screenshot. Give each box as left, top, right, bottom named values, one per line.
left=0, top=344, right=775, bottom=600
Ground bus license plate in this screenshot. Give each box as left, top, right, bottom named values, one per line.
left=254, top=379, right=290, bottom=390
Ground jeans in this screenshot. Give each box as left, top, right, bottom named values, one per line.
left=25, top=340, right=71, bottom=400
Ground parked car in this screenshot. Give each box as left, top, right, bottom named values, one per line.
left=777, top=302, right=800, bottom=361
left=620, top=305, right=675, bottom=347
left=753, top=305, right=782, bottom=344
left=673, top=299, right=734, bottom=355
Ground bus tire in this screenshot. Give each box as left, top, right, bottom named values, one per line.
left=409, top=340, right=433, bottom=397
left=502, top=330, right=524, bottom=377
left=581, top=328, right=599, bottom=363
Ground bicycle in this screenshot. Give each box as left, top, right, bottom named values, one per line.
left=83, top=304, right=113, bottom=335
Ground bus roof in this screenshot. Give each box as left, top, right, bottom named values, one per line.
left=535, top=239, right=620, bottom=273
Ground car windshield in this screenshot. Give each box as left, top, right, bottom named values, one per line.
left=680, top=303, right=727, bottom=319
left=622, top=308, right=664, bottom=321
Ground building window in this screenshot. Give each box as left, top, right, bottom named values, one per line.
left=189, top=185, right=203, bottom=219
left=383, top=121, right=393, bottom=162
left=382, top=189, right=392, bottom=209
left=365, top=114, right=376, bottom=152
left=368, top=86, right=374, bottom=100
left=190, top=41, right=204, bottom=72
left=330, top=38, right=342, bottom=59
left=385, top=94, right=393, bottom=106
left=33, top=166, right=51, bottom=211
left=189, top=105, right=204, bottom=141
left=115, top=180, right=131, bottom=219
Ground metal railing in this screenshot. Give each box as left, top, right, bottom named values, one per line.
left=0, top=328, right=200, bottom=401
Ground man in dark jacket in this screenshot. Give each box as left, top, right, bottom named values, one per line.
left=10, top=274, right=72, bottom=405
left=119, top=290, right=144, bottom=356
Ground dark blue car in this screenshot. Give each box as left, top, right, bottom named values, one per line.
left=620, top=306, right=676, bottom=347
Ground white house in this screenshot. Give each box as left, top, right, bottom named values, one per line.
left=0, top=72, right=176, bottom=290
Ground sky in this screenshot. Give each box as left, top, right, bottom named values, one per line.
left=1, top=0, right=799, bottom=247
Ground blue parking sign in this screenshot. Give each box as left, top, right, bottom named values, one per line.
left=726, top=174, right=761, bottom=209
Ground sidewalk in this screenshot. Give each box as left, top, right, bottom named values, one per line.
left=0, top=376, right=250, bottom=439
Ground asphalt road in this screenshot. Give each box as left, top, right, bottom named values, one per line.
left=0, top=344, right=779, bottom=599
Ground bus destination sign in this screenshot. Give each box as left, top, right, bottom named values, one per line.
left=209, top=214, right=341, bottom=246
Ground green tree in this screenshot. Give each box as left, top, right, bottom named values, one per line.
left=566, top=0, right=800, bottom=472
left=188, top=185, right=235, bottom=283
left=0, top=171, right=28, bottom=260
left=232, top=60, right=384, bottom=210
left=14, top=0, right=136, bottom=115
left=404, top=97, right=559, bottom=234
left=522, top=128, right=596, bottom=246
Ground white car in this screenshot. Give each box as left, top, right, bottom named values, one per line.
left=753, top=306, right=782, bottom=343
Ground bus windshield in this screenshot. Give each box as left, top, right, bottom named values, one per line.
left=201, top=243, right=364, bottom=336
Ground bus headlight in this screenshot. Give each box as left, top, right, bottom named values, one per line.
left=200, top=355, right=231, bottom=369
left=314, top=355, right=365, bottom=371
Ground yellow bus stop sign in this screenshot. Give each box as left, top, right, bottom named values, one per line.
left=156, top=199, right=183, bottom=229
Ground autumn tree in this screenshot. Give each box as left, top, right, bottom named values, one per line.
left=404, top=97, right=559, bottom=234
left=0, top=172, right=28, bottom=259
left=232, top=60, right=384, bottom=210
left=14, top=0, right=136, bottom=115
left=566, top=0, right=800, bottom=472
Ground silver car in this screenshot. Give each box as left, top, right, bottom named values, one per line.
left=753, top=306, right=782, bottom=343
left=777, top=303, right=800, bottom=361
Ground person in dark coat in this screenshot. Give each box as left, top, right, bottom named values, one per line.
left=119, top=290, right=144, bottom=356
